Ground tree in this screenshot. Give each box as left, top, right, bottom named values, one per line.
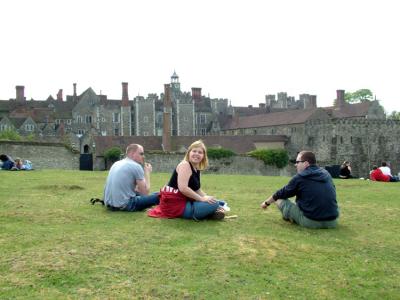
left=104, top=147, right=123, bottom=162
left=0, top=129, right=22, bottom=140
left=387, top=111, right=400, bottom=120
left=344, top=89, right=373, bottom=103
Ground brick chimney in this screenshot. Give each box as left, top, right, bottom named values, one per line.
left=16, top=86, right=25, bottom=101
left=122, top=82, right=129, bottom=106
left=191, top=87, right=202, bottom=102
left=57, top=89, right=63, bottom=102
left=335, top=90, right=345, bottom=109
left=162, top=84, right=172, bottom=152
left=73, top=83, right=77, bottom=102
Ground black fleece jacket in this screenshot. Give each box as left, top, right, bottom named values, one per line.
left=273, top=165, right=339, bottom=221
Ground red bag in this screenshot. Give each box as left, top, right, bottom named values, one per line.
left=148, top=186, right=187, bottom=218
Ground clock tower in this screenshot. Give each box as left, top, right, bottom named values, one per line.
left=171, top=70, right=181, bottom=91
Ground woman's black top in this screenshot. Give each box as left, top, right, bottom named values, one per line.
left=340, top=166, right=351, bottom=177
left=168, top=162, right=201, bottom=191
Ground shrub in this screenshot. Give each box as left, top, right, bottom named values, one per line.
left=207, top=147, right=236, bottom=159
left=248, top=149, right=289, bottom=168
left=104, top=147, right=123, bottom=161
left=0, top=129, right=22, bottom=141
left=25, top=133, right=36, bottom=141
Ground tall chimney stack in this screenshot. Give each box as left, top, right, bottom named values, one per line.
left=162, top=84, right=172, bottom=152
left=191, top=87, right=202, bottom=102
left=335, top=90, right=345, bottom=109
left=16, top=86, right=25, bottom=101
left=57, top=89, right=63, bottom=101
left=73, top=83, right=77, bottom=102
left=122, top=82, right=129, bottom=106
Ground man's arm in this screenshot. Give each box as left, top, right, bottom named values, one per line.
left=135, top=162, right=152, bottom=195
left=273, top=176, right=298, bottom=200
left=260, top=177, right=299, bottom=208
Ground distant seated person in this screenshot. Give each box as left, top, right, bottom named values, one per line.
left=370, top=165, right=398, bottom=182
left=339, top=161, right=353, bottom=179
left=379, top=161, right=399, bottom=181
left=0, top=154, right=15, bottom=170
left=12, top=158, right=33, bottom=170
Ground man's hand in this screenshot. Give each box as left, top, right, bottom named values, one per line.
left=144, top=162, right=152, bottom=173
left=261, top=195, right=274, bottom=209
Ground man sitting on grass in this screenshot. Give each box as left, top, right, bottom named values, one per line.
left=103, top=144, right=159, bottom=211
left=260, top=150, right=339, bottom=229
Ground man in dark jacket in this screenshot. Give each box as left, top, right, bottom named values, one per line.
left=261, top=151, right=339, bottom=229
left=0, top=154, right=15, bottom=170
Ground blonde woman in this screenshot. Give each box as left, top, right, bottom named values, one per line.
left=149, top=140, right=225, bottom=220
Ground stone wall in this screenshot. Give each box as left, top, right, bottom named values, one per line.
left=305, top=119, right=400, bottom=177
left=95, top=152, right=294, bottom=176
left=0, top=141, right=79, bottom=169
left=231, top=118, right=400, bottom=177
left=0, top=141, right=296, bottom=177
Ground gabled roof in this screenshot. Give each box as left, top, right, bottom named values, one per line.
left=223, top=108, right=325, bottom=130
left=194, top=99, right=212, bottom=113
left=233, top=106, right=267, bottom=117
left=8, top=117, right=27, bottom=128
left=323, top=101, right=376, bottom=118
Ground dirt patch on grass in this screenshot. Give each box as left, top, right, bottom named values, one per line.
left=35, top=185, right=85, bottom=190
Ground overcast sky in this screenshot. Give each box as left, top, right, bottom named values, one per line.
left=1, top=0, right=399, bottom=113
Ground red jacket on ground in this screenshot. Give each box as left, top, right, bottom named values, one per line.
left=148, top=186, right=187, bottom=218
left=370, top=169, right=390, bottom=182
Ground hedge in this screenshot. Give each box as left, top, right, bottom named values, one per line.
left=207, top=147, right=236, bottom=159
left=247, top=149, right=289, bottom=168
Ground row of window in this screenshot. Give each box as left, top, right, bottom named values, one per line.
left=72, top=113, right=208, bottom=125
left=74, top=113, right=120, bottom=124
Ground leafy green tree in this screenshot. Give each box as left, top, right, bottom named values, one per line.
left=104, top=147, right=123, bottom=162
left=387, top=111, right=400, bottom=120
left=344, top=89, right=373, bottom=103
left=0, top=129, right=22, bottom=140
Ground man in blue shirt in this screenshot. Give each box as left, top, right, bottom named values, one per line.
left=261, top=151, right=339, bottom=229
left=104, top=144, right=159, bottom=211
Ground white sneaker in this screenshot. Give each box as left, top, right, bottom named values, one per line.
left=221, top=203, right=231, bottom=212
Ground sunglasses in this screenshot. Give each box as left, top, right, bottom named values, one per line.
left=139, top=152, right=145, bottom=156
left=295, top=160, right=305, bottom=164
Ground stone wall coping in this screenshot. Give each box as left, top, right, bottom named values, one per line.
left=0, top=140, right=68, bottom=147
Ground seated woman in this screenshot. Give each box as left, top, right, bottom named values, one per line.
left=339, top=161, right=353, bottom=179
left=13, top=158, right=25, bottom=170
left=148, top=140, right=225, bottom=220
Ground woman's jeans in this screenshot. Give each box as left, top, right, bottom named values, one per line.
left=182, top=200, right=220, bottom=220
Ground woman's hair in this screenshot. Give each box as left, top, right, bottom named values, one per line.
left=342, top=161, right=350, bottom=167
left=184, top=140, right=209, bottom=170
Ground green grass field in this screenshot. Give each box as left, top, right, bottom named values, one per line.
left=1, top=170, right=399, bottom=299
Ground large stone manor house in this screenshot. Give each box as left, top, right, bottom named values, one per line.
left=0, top=72, right=240, bottom=140
left=1, top=71, right=399, bottom=176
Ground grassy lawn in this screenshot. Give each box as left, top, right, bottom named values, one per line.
left=1, top=170, right=399, bottom=299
